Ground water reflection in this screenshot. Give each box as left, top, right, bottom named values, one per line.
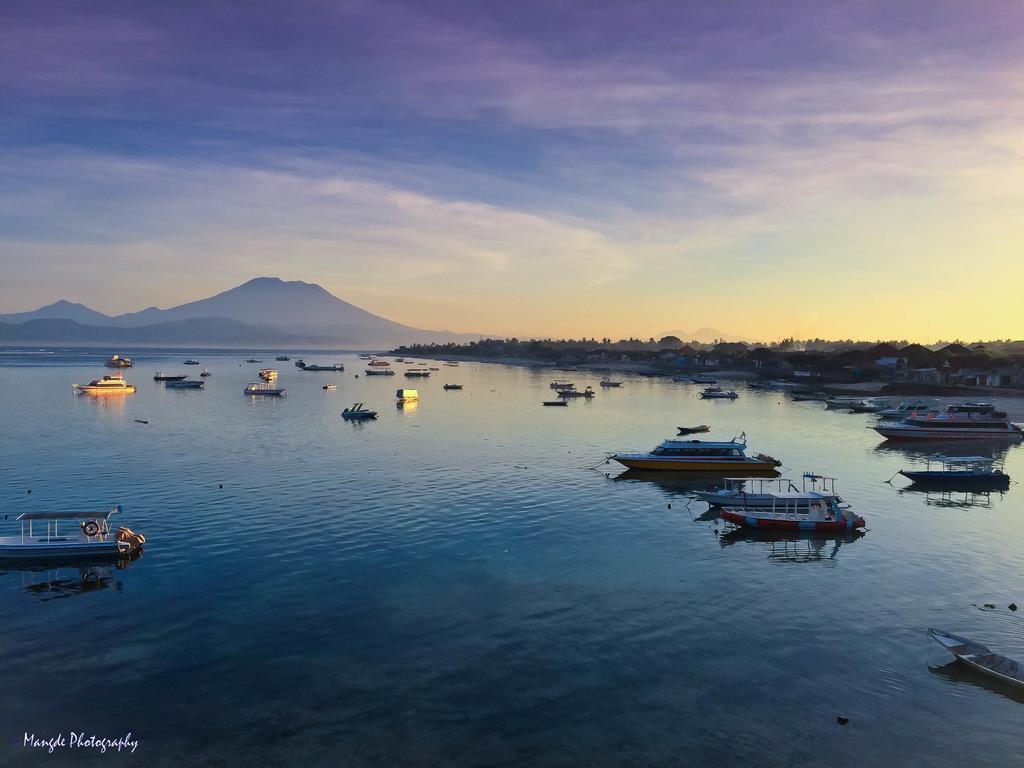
left=2, top=551, right=141, bottom=602
left=929, top=659, right=1024, bottom=705
left=396, top=399, right=419, bottom=414
left=718, top=528, right=865, bottom=563
left=610, top=469, right=779, bottom=496
left=899, top=488, right=1006, bottom=509
left=873, top=440, right=1015, bottom=461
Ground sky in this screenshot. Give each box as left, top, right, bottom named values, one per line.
left=2, top=0, right=1023, bottom=341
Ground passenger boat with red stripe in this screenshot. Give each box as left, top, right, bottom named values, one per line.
left=720, top=494, right=865, bottom=531
left=873, top=402, right=1023, bottom=441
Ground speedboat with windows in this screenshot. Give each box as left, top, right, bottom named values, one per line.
left=610, top=434, right=780, bottom=472
left=899, top=456, right=1011, bottom=489
left=0, top=505, right=144, bottom=560
left=73, top=372, right=136, bottom=395
left=720, top=494, right=865, bottom=532
left=404, top=368, right=431, bottom=377
left=874, top=402, right=1023, bottom=441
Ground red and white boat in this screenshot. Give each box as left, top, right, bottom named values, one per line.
left=720, top=494, right=865, bottom=532
left=873, top=402, right=1023, bottom=441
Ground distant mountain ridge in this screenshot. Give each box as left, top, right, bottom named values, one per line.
left=657, top=327, right=745, bottom=344
left=0, top=277, right=478, bottom=348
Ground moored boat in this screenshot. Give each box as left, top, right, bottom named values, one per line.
left=693, top=474, right=843, bottom=508
left=929, top=629, right=1024, bottom=689
left=558, top=386, right=595, bottom=398
left=599, top=379, right=623, bottom=387
left=875, top=401, right=937, bottom=419
left=404, top=368, right=431, bottom=377
left=899, top=456, right=1010, bottom=490
left=323, top=384, right=337, bottom=391
left=691, top=375, right=718, bottom=384
left=790, top=390, right=828, bottom=402
left=368, top=359, right=391, bottom=367
left=104, top=354, right=133, bottom=368
left=610, top=434, right=780, bottom=473
left=550, top=380, right=575, bottom=390
left=246, top=359, right=262, bottom=363
left=302, top=363, right=344, bottom=372
left=165, top=379, right=204, bottom=389
left=365, top=368, right=396, bottom=376
left=258, top=368, right=278, bottom=381
left=73, top=372, right=136, bottom=395
left=874, top=402, right=1023, bottom=441
left=700, top=388, right=737, bottom=399
left=244, top=382, right=286, bottom=396
left=153, top=372, right=187, bottom=381
left=342, top=403, right=377, bottom=420
left=443, top=383, right=463, bottom=390
left=184, top=359, right=199, bottom=365
left=825, top=396, right=863, bottom=410
left=276, top=355, right=291, bottom=361
left=677, top=425, right=710, bottom=435
left=720, top=494, right=865, bottom=531
left=200, top=368, right=212, bottom=377
left=542, top=400, right=568, bottom=406
left=0, top=505, right=144, bottom=561
left=396, top=388, right=419, bottom=401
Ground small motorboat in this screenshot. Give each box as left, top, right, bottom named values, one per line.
left=365, top=368, right=396, bottom=376
left=691, top=375, right=718, bottom=384
left=700, top=388, right=738, bottom=399
left=294, top=359, right=306, bottom=368
left=165, top=379, right=204, bottom=389
left=720, top=494, right=865, bottom=532
left=200, top=368, right=212, bottom=377
left=610, top=434, right=780, bottom=473
left=848, top=399, right=891, bottom=413
left=342, top=403, right=378, bottom=420
left=599, top=380, right=623, bottom=387
left=323, top=384, right=337, bottom=391
left=153, top=372, right=187, bottom=381
left=275, top=355, right=291, bottom=361
left=404, top=368, right=431, bottom=377
left=302, top=363, right=345, bottom=372
left=396, top=388, right=419, bottom=401
left=550, top=380, right=575, bottom=390
left=183, top=359, right=200, bottom=365
left=543, top=400, right=569, bottom=406
left=748, top=381, right=775, bottom=390
left=258, top=368, right=278, bottom=381
left=825, top=396, right=863, bottom=410
left=790, top=391, right=828, bottom=402
left=558, top=386, right=595, bottom=398
left=899, top=456, right=1010, bottom=490
left=443, top=384, right=463, bottom=390
left=429, top=367, right=440, bottom=371
left=246, top=359, right=263, bottom=364
left=0, top=505, right=144, bottom=561
left=444, top=362, right=459, bottom=367
left=244, top=382, right=286, bottom=396
left=929, top=629, right=1024, bottom=689
left=104, top=354, right=133, bottom=368
left=677, top=425, right=710, bottom=435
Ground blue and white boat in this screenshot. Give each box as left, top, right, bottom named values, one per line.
left=0, top=506, right=144, bottom=560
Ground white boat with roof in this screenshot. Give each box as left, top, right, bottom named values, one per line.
left=899, top=456, right=1011, bottom=489
left=692, top=473, right=842, bottom=508
left=73, top=372, right=136, bottom=395
left=0, top=505, right=144, bottom=560
left=874, top=402, right=1023, bottom=441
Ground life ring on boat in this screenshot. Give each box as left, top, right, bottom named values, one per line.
left=81, top=520, right=100, bottom=537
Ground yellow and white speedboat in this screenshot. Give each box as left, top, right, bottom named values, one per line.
left=611, top=435, right=780, bottom=473
left=73, top=372, right=136, bottom=395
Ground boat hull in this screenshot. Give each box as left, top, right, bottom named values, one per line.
left=0, top=538, right=129, bottom=560
left=875, top=425, right=1022, bottom=441
left=613, top=457, right=779, bottom=472
left=719, top=509, right=863, bottom=531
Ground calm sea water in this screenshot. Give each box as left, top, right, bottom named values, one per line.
left=2, top=348, right=1023, bottom=767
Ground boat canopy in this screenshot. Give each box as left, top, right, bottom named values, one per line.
left=18, top=508, right=119, bottom=521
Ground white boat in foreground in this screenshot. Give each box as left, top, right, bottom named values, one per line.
left=692, top=474, right=842, bottom=509
left=929, top=629, right=1024, bottom=689
left=0, top=506, right=144, bottom=560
